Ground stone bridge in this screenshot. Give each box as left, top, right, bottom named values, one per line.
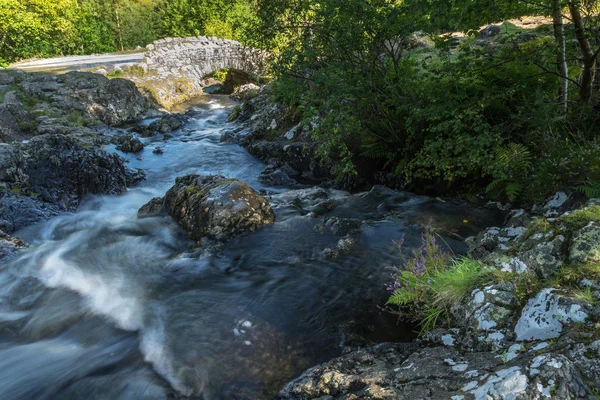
left=140, top=36, right=268, bottom=81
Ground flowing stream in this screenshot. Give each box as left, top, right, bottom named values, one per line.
left=0, top=96, right=501, bottom=399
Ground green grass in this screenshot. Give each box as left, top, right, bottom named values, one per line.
left=66, top=111, right=88, bottom=127
left=573, top=287, right=598, bottom=306
left=430, top=257, right=494, bottom=308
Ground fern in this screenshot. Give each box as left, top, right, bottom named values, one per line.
left=575, top=183, right=600, bottom=199
left=362, top=141, right=393, bottom=159
left=497, top=143, right=531, bottom=173
left=487, top=143, right=531, bottom=202
left=505, top=182, right=523, bottom=202
left=486, top=178, right=506, bottom=194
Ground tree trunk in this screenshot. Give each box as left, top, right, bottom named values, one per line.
left=552, top=0, right=569, bottom=113
left=569, top=0, right=597, bottom=104
left=114, top=2, right=124, bottom=52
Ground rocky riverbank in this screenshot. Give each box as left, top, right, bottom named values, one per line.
left=1, top=66, right=599, bottom=399
left=225, top=86, right=600, bottom=399
left=277, top=194, right=600, bottom=399
left=0, top=69, right=162, bottom=258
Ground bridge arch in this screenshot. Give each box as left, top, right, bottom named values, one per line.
left=141, top=36, right=267, bottom=82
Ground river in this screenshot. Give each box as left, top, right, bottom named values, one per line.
left=0, top=96, right=500, bottom=399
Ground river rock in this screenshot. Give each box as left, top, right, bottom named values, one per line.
left=257, top=163, right=298, bottom=186
left=520, top=234, right=565, bottom=278
left=148, top=114, right=184, bottom=134
left=23, top=135, right=140, bottom=207
left=0, top=190, right=61, bottom=233
left=116, top=135, right=144, bottom=153
left=0, top=228, right=25, bottom=261
left=0, top=144, right=26, bottom=183
left=140, top=174, right=275, bottom=241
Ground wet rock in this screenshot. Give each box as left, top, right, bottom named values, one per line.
left=147, top=114, right=183, bottom=135
left=324, top=217, right=363, bottom=236
left=0, top=190, right=61, bottom=233
left=569, top=222, right=600, bottom=264
left=153, top=147, right=164, bottom=154
left=323, top=235, right=356, bottom=259
left=137, top=197, right=165, bottom=218
left=258, top=164, right=297, bottom=187
left=0, top=135, right=143, bottom=232
left=0, top=228, right=25, bottom=261
left=230, top=83, right=260, bottom=101
left=515, top=289, right=589, bottom=341
left=23, top=135, right=139, bottom=208
left=141, top=174, right=275, bottom=241
left=116, top=135, right=144, bottom=153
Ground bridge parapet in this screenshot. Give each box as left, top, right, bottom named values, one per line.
left=141, top=36, right=267, bottom=81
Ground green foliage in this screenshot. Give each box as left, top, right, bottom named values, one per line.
left=251, top=0, right=600, bottom=203
left=156, top=0, right=256, bottom=42
left=0, top=0, right=256, bottom=64
left=576, top=184, right=600, bottom=199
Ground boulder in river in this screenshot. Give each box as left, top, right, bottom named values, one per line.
left=0, top=135, right=145, bottom=232
left=138, top=174, right=275, bottom=241
left=116, top=135, right=144, bottom=153
left=0, top=228, right=25, bottom=261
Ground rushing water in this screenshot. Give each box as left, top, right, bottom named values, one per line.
left=0, top=96, right=502, bottom=399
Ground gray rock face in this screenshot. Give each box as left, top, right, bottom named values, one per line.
left=0, top=144, right=26, bottom=183
left=514, top=289, right=589, bottom=341
left=451, top=284, right=518, bottom=347
left=90, top=77, right=148, bottom=125
left=0, top=191, right=61, bottom=233
left=520, top=234, right=565, bottom=278
left=23, top=135, right=140, bottom=208
left=139, top=174, right=275, bottom=241
left=279, top=341, right=596, bottom=399
left=570, top=222, right=600, bottom=264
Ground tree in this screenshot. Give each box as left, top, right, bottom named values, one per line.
left=552, top=0, right=569, bottom=112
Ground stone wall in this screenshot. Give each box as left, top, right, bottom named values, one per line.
left=140, top=36, right=267, bottom=81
